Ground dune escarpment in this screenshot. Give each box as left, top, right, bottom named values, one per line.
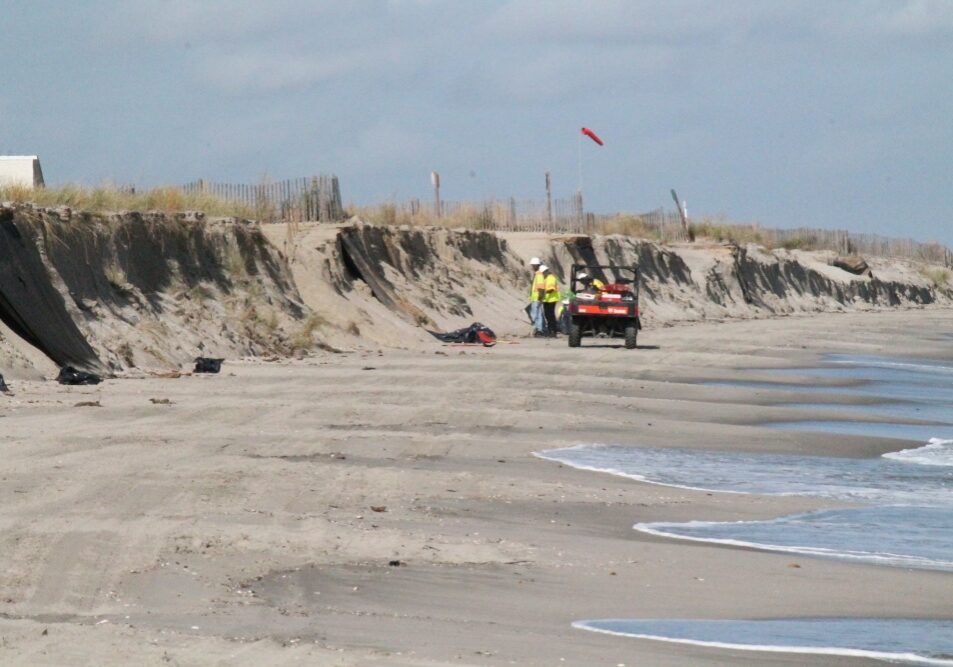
left=2, top=206, right=950, bottom=376
left=526, top=234, right=947, bottom=324
left=0, top=204, right=307, bottom=374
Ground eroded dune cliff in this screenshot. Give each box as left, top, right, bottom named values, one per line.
left=0, top=204, right=307, bottom=376
left=2, top=206, right=949, bottom=377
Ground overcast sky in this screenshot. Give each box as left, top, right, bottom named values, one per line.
left=3, top=1, right=951, bottom=242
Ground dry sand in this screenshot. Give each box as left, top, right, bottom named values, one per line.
left=1, top=309, right=952, bottom=666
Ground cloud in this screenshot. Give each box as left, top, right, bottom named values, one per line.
left=811, top=0, right=953, bottom=38
left=453, top=42, right=679, bottom=105
left=869, top=0, right=953, bottom=35
left=344, top=121, right=432, bottom=169
left=483, top=1, right=806, bottom=43
left=196, top=50, right=377, bottom=93
left=116, top=1, right=331, bottom=43
left=113, top=1, right=433, bottom=95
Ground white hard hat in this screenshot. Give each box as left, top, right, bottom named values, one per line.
left=577, top=272, right=589, bottom=280
left=538, top=264, right=549, bottom=272
left=529, top=257, right=541, bottom=265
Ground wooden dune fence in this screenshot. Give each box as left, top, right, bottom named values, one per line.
left=388, top=195, right=687, bottom=238
left=377, top=197, right=951, bottom=264
left=182, top=175, right=344, bottom=222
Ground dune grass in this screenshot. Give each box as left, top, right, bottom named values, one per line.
left=921, top=267, right=951, bottom=287
left=349, top=203, right=497, bottom=230
left=0, top=184, right=254, bottom=218
left=6, top=185, right=949, bottom=266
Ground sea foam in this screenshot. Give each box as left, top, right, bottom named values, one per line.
left=884, top=438, right=953, bottom=467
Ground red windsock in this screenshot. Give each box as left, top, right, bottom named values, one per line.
left=581, top=127, right=604, bottom=146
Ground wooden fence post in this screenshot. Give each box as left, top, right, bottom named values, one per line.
left=671, top=189, right=688, bottom=235
left=311, top=176, right=320, bottom=221
left=431, top=171, right=441, bottom=218
left=574, top=190, right=584, bottom=232
left=545, top=172, right=553, bottom=229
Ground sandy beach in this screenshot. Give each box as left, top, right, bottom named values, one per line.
left=1, top=308, right=951, bottom=665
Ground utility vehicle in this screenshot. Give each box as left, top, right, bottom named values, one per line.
left=566, top=263, right=641, bottom=349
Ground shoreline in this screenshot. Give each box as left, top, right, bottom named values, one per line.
left=572, top=621, right=953, bottom=667
left=1, top=309, right=952, bottom=665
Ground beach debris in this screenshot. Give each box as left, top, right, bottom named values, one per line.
left=74, top=401, right=102, bottom=408
left=150, top=398, right=173, bottom=405
left=57, top=366, right=102, bottom=385
left=194, top=357, right=224, bottom=373
left=0, top=373, right=9, bottom=393
left=428, top=322, right=497, bottom=347
left=388, top=560, right=402, bottom=567
left=370, top=506, right=387, bottom=513
left=788, top=563, right=801, bottom=568
left=361, top=366, right=376, bottom=371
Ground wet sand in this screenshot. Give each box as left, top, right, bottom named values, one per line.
left=1, top=309, right=952, bottom=665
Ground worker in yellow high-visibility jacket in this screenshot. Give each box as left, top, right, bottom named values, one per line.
left=528, top=257, right=546, bottom=336
left=578, top=272, right=605, bottom=293
left=538, top=264, right=560, bottom=337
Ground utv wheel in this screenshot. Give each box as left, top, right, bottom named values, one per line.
left=624, top=324, right=638, bottom=349
left=568, top=322, right=582, bottom=347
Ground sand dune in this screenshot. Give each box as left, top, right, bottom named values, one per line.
left=3, top=205, right=949, bottom=379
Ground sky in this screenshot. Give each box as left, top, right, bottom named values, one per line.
left=2, top=1, right=951, bottom=242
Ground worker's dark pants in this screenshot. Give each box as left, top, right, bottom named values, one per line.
left=543, top=302, right=558, bottom=336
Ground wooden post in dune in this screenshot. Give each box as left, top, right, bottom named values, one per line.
left=431, top=171, right=441, bottom=218
left=545, top=171, right=553, bottom=230
left=574, top=190, right=584, bottom=232
left=671, top=189, right=689, bottom=235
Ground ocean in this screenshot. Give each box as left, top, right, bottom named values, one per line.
left=536, top=354, right=953, bottom=665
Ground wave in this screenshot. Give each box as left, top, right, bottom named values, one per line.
left=536, top=444, right=953, bottom=571
left=633, top=515, right=953, bottom=573
left=574, top=619, right=953, bottom=666
left=828, top=354, right=953, bottom=377
left=531, top=447, right=756, bottom=496
left=884, top=438, right=953, bottom=467
left=534, top=444, right=953, bottom=507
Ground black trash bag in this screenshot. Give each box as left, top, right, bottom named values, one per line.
left=194, top=357, right=224, bottom=373
left=0, top=373, right=9, bottom=393
left=57, top=366, right=102, bottom=386
left=428, top=322, right=497, bottom=347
